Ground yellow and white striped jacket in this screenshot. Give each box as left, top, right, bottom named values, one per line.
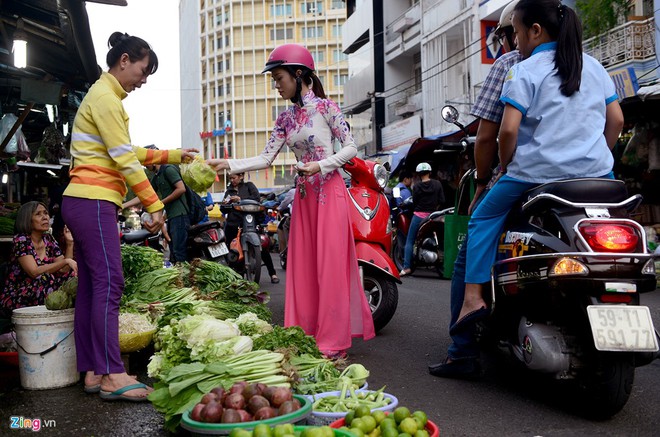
left=64, top=72, right=181, bottom=212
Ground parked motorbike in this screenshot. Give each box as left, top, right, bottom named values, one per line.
left=118, top=213, right=163, bottom=250
left=221, top=200, right=266, bottom=284
left=119, top=212, right=228, bottom=263
left=391, top=196, right=451, bottom=277
left=343, top=157, right=401, bottom=332
left=442, top=105, right=659, bottom=418
left=187, top=220, right=228, bottom=262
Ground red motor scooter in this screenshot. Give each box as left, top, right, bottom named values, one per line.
left=343, top=157, right=401, bottom=332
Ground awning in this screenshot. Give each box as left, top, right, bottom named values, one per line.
left=393, top=118, right=480, bottom=175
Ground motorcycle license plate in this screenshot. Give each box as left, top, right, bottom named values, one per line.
left=587, top=305, right=659, bottom=352
left=208, top=242, right=229, bottom=258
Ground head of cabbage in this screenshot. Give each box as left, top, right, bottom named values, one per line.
left=181, top=156, right=216, bottom=193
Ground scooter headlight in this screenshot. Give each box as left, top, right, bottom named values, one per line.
left=374, top=164, right=389, bottom=189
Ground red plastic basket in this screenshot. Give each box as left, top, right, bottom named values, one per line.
left=0, top=352, right=18, bottom=367
left=329, top=416, right=439, bottom=437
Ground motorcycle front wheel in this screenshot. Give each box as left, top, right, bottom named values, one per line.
left=244, top=244, right=262, bottom=284
left=362, top=267, right=398, bottom=332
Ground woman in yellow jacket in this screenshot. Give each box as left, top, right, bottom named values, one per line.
left=62, top=32, right=196, bottom=401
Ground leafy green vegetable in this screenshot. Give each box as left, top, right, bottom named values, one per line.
left=230, top=312, right=273, bottom=337
left=120, top=245, right=163, bottom=285
left=45, top=289, right=73, bottom=310
left=148, top=351, right=290, bottom=432
left=252, top=326, right=322, bottom=358
left=180, top=156, right=217, bottom=193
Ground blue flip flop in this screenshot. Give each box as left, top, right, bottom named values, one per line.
left=99, top=383, right=150, bottom=402
left=449, top=307, right=490, bottom=336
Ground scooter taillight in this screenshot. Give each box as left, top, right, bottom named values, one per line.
left=206, top=229, right=219, bottom=243
left=578, top=223, right=639, bottom=252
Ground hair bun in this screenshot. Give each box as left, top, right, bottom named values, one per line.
left=108, top=31, right=131, bottom=48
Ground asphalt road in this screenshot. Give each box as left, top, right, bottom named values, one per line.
left=1, top=256, right=659, bottom=436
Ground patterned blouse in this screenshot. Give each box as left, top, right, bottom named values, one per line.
left=228, top=90, right=357, bottom=177
left=1, top=233, right=74, bottom=311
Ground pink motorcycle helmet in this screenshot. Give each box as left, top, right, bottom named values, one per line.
left=262, top=43, right=315, bottom=73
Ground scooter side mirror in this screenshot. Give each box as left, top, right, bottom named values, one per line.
left=441, top=105, right=460, bottom=124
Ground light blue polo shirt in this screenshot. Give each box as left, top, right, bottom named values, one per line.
left=500, top=42, right=618, bottom=183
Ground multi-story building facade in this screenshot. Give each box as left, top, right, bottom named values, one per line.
left=180, top=0, right=350, bottom=191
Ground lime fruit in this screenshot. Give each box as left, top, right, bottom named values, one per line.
left=320, top=426, right=335, bottom=437
left=361, top=416, right=377, bottom=433
left=253, top=424, right=273, bottom=437
left=350, top=428, right=365, bottom=437
left=412, top=411, right=428, bottom=428
left=379, top=418, right=397, bottom=431
left=381, top=426, right=399, bottom=437
left=414, top=430, right=430, bottom=437
left=351, top=418, right=366, bottom=433
left=392, top=407, right=411, bottom=424
left=371, top=410, right=386, bottom=425
left=398, top=433, right=412, bottom=437
left=345, top=410, right=356, bottom=427
left=229, top=430, right=251, bottom=437
left=398, top=418, right=418, bottom=435
left=368, top=428, right=382, bottom=437
left=355, top=405, right=372, bottom=418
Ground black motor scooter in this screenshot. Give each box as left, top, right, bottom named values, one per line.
left=443, top=105, right=659, bottom=419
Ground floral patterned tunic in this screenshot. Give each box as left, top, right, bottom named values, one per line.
left=228, top=90, right=357, bottom=196
left=1, top=233, right=74, bottom=311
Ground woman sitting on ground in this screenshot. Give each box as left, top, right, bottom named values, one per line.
left=0, top=201, right=77, bottom=314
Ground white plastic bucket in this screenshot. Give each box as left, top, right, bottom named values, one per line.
left=12, top=306, right=78, bottom=390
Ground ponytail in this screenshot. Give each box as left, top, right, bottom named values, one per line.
left=514, top=0, right=583, bottom=97
left=555, top=5, right=582, bottom=96
left=285, top=67, right=327, bottom=105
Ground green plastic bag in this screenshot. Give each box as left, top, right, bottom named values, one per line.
left=443, top=169, right=476, bottom=278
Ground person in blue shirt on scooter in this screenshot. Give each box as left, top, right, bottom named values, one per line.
left=453, top=0, right=623, bottom=338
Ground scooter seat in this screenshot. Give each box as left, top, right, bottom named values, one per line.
left=189, top=220, right=219, bottom=232
left=522, top=178, right=629, bottom=214
left=122, top=229, right=156, bottom=243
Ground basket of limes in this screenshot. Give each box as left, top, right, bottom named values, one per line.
left=330, top=407, right=439, bottom=437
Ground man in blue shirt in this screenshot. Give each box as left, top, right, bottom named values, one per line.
left=429, top=0, right=522, bottom=379
left=393, top=170, right=413, bottom=207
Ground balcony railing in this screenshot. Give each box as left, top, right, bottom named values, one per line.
left=583, top=17, right=655, bottom=68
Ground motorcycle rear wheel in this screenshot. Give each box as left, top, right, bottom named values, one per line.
left=576, top=352, right=634, bottom=419
left=362, top=266, right=398, bottom=332
left=244, top=244, right=262, bottom=284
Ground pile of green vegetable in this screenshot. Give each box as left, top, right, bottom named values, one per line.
left=149, top=351, right=290, bottom=431
left=180, top=156, right=217, bottom=193
left=45, top=277, right=77, bottom=310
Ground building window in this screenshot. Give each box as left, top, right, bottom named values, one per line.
left=330, top=0, right=346, bottom=9
left=270, top=4, right=292, bottom=16
left=226, top=81, right=231, bottom=95
left=333, top=74, right=348, bottom=86
left=332, top=24, right=342, bottom=37
left=413, top=52, right=422, bottom=92
left=302, top=26, right=324, bottom=39
left=272, top=104, right=289, bottom=120
left=270, top=28, right=293, bottom=40
left=215, top=9, right=229, bottom=24
left=310, top=50, right=325, bottom=63
left=301, top=1, right=323, bottom=14
left=333, top=49, right=348, bottom=62
left=218, top=83, right=225, bottom=96
left=216, top=34, right=230, bottom=50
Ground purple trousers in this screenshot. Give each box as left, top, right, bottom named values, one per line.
left=62, top=196, right=125, bottom=375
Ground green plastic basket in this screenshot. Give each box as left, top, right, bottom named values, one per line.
left=181, top=394, right=312, bottom=435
